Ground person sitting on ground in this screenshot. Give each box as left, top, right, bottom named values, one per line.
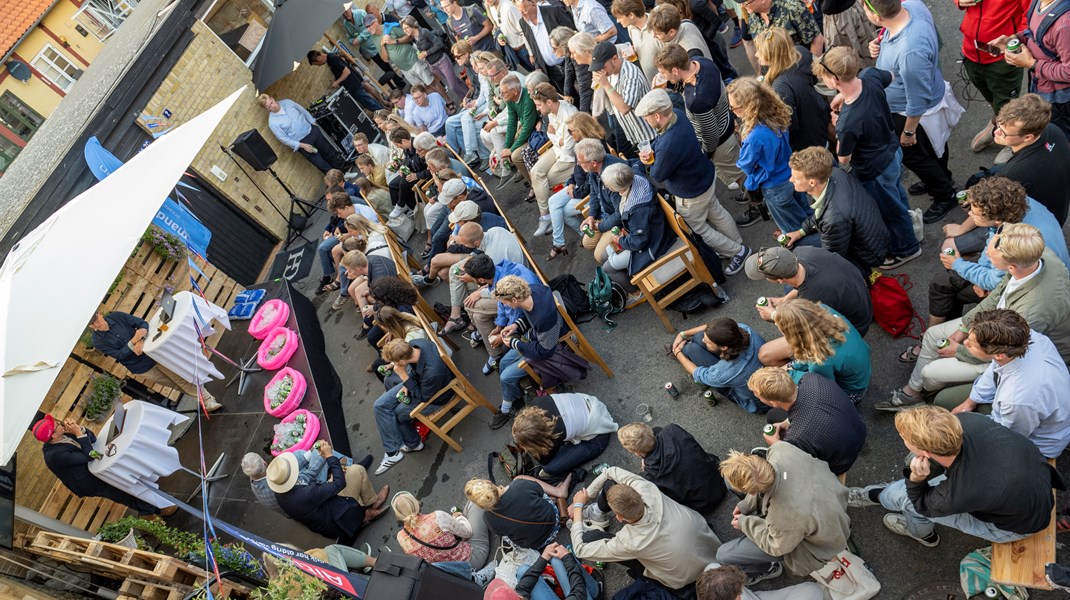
left=373, top=339, right=454, bottom=474
left=512, top=393, right=619, bottom=483
left=268, top=441, right=390, bottom=545
left=696, top=564, right=824, bottom=600
left=726, top=77, right=813, bottom=242
left=744, top=246, right=873, bottom=336
left=716, top=445, right=850, bottom=586
left=761, top=298, right=871, bottom=402
left=597, top=162, right=675, bottom=304
left=466, top=478, right=560, bottom=550
left=786, top=146, right=891, bottom=278
left=847, top=406, right=1064, bottom=546
left=490, top=276, right=566, bottom=430
left=529, top=83, right=579, bottom=238
left=933, top=310, right=1070, bottom=459
left=617, top=422, right=727, bottom=514
left=748, top=367, right=866, bottom=475
left=570, top=466, right=722, bottom=591
left=636, top=88, right=751, bottom=276
left=753, top=28, right=832, bottom=153
left=33, top=415, right=177, bottom=517
left=389, top=491, right=495, bottom=582
left=88, top=311, right=220, bottom=411
left=485, top=542, right=598, bottom=600
left=879, top=223, right=1070, bottom=411
left=668, top=318, right=767, bottom=413
left=919, top=177, right=1070, bottom=345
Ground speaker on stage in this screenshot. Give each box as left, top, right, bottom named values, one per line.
left=232, top=129, right=278, bottom=171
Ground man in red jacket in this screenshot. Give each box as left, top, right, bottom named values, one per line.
left=959, top=0, right=1028, bottom=155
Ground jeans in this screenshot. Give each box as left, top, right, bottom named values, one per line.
left=682, top=332, right=765, bottom=413
left=879, top=478, right=1028, bottom=542
left=540, top=433, right=611, bottom=477
left=517, top=557, right=600, bottom=600
left=300, top=449, right=353, bottom=484
left=344, top=81, right=384, bottom=112
left=374, top=381, right=423, bottom=454
left=503, top=44, right=536, bottom=72
left=715, top=536, right=781, bottom=577
left=859, top=148, right=920, bottom=257
left=318, top=235, right=340, bottom=276
left=498, top=348, right=526, bottom=409
left=549, top=190, right=584, bottom=247
left=446, top=112, right=490, bottom=158
left=761, top=180, right=812, bottom=233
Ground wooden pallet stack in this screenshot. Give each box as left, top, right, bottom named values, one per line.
left=25, top=532, right=253, bottom=599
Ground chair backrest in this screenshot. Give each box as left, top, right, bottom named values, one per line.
left=414, top=311, right=464, bottom=377
left=658, top=195, right=715, bottom=286
left=442, top=143, right=519, bottom=236
left=360, top=190, right=390, bottom=227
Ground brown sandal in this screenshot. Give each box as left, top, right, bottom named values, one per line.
left=898, top=344, right=921, bottom=363
left=547, top=245, right=568, bottom=261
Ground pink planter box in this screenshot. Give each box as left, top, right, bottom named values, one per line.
left=257, top=327, right=299, bottom=370
left=248, top=299, right=290, bottom=340
left=264, top=367, right=307, bottom=418
left=271, top=409, right=321, bottom=456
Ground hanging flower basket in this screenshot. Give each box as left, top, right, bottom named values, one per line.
left=257, top=327, right=299, bottom=370
left=248, top=299, right=290, bottom=340
left=270, top=409, right=320, bottom=456
left=264, top=367, right=307, bottom=418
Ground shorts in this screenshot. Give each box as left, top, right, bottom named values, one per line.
left=400, top=60, right=435, bottom=87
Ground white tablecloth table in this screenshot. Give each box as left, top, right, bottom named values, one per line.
left=144, top=290, right=230, bottom=385
left=89, top=401, right=190, bottom=508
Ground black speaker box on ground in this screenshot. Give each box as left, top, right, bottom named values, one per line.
left=232, top=129, right=278, bottom=171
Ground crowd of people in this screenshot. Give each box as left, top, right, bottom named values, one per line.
left=41, top=0, right=1070, bottom=597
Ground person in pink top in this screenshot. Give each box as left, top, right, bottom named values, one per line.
left=390, top=491, right=497, bottom=584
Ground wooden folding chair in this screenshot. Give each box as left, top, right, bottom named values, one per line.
left=409, top=312, right=498, bottom=452
left=517, top=290, right=614, bottom=388
left=630, top=195, right=725, bottom=333
left=442, top=144, right=523, bottom=243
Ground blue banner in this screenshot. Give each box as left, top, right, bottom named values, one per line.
left=152, top=198, right=212, bottom=258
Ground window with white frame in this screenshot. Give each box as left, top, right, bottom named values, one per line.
left=202, top=0, right=276, bottom=65
left=31, top=45, right=80, bottom=91
left=73, top=0, right=139, bottom=40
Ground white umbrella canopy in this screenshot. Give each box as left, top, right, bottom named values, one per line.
left=0, top=87, right=245, bottom=465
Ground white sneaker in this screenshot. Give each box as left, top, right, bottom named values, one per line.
left=582, top=504, right=611, bottom=529
left=727, top=180, right=740, bottom=191
left=400, top=442, right=424, bottom=453
left=388, top=205, right=404, bottom=219
left=532, top=216, right=551, bottom=237
left=375, top=452, right=404, bottom=475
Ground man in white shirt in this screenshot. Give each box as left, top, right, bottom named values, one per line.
left=352, top=133, right=395, bottom=182
left=517, top=0, right=574, bottom=92
left=486, top=0, right=536, bottom=71
left=529, top=82, right=578, bottom=237
left=562, top=0, right=617, bottom=42
left=258, top=94, right=342, bottom=173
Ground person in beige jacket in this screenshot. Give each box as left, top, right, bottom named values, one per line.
left=715, top=442, right=851, bottom=585
left=568, top=466, right=720, bottom=590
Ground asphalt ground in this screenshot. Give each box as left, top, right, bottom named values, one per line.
left=275, top=7, right=1070, bottom=597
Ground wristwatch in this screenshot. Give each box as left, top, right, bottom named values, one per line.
left=903, top=130, right=916, bottom=137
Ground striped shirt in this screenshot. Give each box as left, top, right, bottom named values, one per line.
left=681, top=57, right=731, bottom=154
left=608, top=60, right=656, bottom=146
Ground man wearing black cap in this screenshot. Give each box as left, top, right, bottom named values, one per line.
left=590, top=41, right=656, bottom=152
left=744, top=246, right=872, bottom=338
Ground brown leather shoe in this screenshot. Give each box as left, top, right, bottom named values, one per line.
left=363, top=504, right=389, bottom=524
left=159, top=505, right=178, bottom=517
left=372, top=485, right=390, bottom=510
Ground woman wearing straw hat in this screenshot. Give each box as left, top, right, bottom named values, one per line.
left=267, top=440, right=390, bottom=545
left=390, top=491, right=496, bottom=584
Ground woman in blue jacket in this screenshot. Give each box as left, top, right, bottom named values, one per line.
left=598, top=162, right=674, bottom=301
left=727, top=77, right=813, bottom=236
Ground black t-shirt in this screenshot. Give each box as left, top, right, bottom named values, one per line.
left=836, top=68, right=898, bottom=181
left=326, top=53, right=364, bottom=88
left=484, top=479, right=559, bottom=549
left=794, top=246, right=873, bottom=335
left=784, top=374, right=866, bottom=475
left=996, top=123, right=1070, bottom=225
left=770, top=47, right=831, bottom=152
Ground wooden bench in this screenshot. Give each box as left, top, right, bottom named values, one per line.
left=990, top=458, right=1057, bottom=590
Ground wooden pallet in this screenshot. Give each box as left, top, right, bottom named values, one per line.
left=118, top=577, right=194, bottom=600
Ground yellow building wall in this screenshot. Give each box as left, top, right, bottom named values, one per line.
left=1, top=0, right=108, bottom=119
left=140, top=20, right=345, bottom=240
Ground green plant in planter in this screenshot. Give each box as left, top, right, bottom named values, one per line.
left=252, top=563, right=327, bottom=600
left=96, top=517, right=263, bottom=578
left=82, top=374, right=123, bottom=421
left=142, top=226, right=189, bottom=262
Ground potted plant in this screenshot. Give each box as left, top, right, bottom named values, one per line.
left=96, top=517, right=263, bottom=579
left=82, top=374, right=123, bottom=422
left=253, top=561, right=326, bottom=600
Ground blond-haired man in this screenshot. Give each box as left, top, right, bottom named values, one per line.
left=258, top=94, right=342, bottom=173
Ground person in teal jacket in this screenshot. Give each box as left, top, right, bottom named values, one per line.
left=767, top=298, right=870, bottom=402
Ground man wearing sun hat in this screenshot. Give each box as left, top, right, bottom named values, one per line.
left=33, top=414, right=175, bottom=516
left=268, top=440, right=390, bottom=545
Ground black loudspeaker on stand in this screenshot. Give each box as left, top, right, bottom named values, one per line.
left=227, top=129, right=323, bottom=248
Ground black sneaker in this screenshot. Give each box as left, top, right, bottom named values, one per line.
left=908, top=181, right=928, bottom=196
left=744, top=562, right=783, bottom=586
left=726, top=246, right=751, bottom=275
left=734, top=206, right=762, bottom=227
left=922, top=200, right=956, bottom=224
left=880, top=248, right=923, bottom=270
left=489, top=410, right=515, bottom=430
left=1046, top=563, right=1070, bottom=590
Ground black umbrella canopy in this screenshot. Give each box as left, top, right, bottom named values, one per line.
left=252, top=0, right=350, bottom=91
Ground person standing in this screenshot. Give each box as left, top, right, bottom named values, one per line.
left=563, top=0, right=619, bottom=42
left=440, top=0, right=497, bottom=52
left=306, top=50, right=385, bottom=111
left=864, top=0, right=960, bottom=224
left=258, top=94, right=343, bottom=173
left=518, top=0, right=576, bottom=92
left=486, top=0, right=535, bottom=71
left=33, top=415, right=176, bottom=517
left=590, top=41, right=658, bottom=155
left=88, top=310, right=221, bottom=411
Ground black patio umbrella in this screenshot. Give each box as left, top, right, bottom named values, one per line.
left=252, top=0, right=350, bottom=91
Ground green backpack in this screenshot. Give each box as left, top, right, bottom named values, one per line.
left=588, top=267, right=626, bottom=327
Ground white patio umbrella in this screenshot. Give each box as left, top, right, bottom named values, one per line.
left=0, top=87, right=246, bottom=465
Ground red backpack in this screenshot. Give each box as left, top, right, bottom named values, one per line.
left=869, top=272, right=925, bottom=338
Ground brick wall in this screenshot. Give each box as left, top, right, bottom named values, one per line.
left=140, top=20, right=349, bottom=239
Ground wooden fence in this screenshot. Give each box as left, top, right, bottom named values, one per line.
left=12, top=241, right=243, bottom=547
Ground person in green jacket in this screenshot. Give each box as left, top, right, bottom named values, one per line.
left=879, top=222, right=1070, bottom=412
left=500, top=73, right=538, bottom=186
